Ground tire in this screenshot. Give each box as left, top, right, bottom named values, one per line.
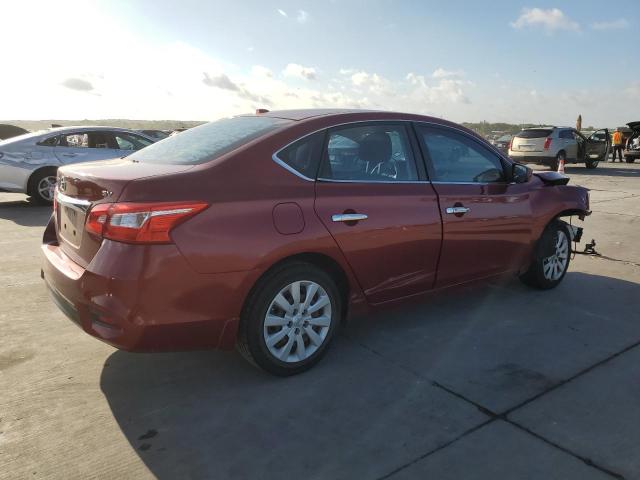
left=585, top=158, right=599, bottom=169
left=237, top=262, right=342, bottom=376
left=626, top=156, right=635, bottom=164
left=27, top=167, right=57, bottom=205
left=549, top=152, right=564, bottom=172
left=520, top=221, right=571, bottom=290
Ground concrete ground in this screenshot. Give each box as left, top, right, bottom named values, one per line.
left=1, top=161, right=639, bottom=479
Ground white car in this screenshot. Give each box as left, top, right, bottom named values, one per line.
left=0, top=126, right=155, bottom=204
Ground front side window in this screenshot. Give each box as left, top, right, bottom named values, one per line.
left=128, top=116, right=290, bottom=165
left=275, top=131, right=324, bottom=179
left=319, top=124, right=419, bottom=182
left=114, top=132, right=154, bottom=151
left=418, top=126, right=506, bottom=183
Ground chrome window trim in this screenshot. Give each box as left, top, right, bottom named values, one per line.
left=270, top=118, right=513, bottom=184
left=271, top=152, right=315, bottom=182
left=317, top=178, right=430, bottom=184
left=430, top=181, right=511, bottom=186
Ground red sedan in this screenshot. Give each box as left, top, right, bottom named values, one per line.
left=42, top=109, right=590, bottom=375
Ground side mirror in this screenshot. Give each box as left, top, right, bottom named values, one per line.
left=511, top=163, right=532, bottom=184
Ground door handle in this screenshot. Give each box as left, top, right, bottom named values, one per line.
left=62, top=153, right=78, bottom=157
left=332, top=213, right=368, bottom=222
left=446, top=206, right=470, bottom=215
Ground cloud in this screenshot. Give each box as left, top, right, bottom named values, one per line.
left=296, top=10, right=309, bottom=23
left=61, top=77, right=93, bottom=91
left=202, top=72, right=239, bottom=91
left=251, top=65, right=273, bottom=78
left=510, top=8, right=579, bottom=33
left=591, top=18, right=629, bottom=30
left=407, top=72, right=470, bottom=104
left=277, top=8, right=287, bottom=17
left=283, top=63, right=317, bottom=80
left=202, top=72, right=271, bottom=106
left=432, top=68, right=464, bottom=79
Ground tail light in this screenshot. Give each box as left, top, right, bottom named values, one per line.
left=508, top=138, right=513, bottom=151
left=86, top=201, right=208, bottom=244
left=543, top=137, right=552, bottom=150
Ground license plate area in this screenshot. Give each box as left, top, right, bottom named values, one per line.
left=59, top=204, right=85, bottom=248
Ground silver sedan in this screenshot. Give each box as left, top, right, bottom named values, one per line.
left=0, top=126, right=156, bottom=204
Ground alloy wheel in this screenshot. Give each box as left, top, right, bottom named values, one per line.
left=542, top=230, right=569, bottom=281
left=263, top=280, right=332, bottom=363
left=37, top=176, right=57, bottom=202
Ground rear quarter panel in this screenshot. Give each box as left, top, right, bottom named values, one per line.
left=118, top=131, right=368, bottom=308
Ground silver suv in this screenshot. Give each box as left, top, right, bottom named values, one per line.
left=509, top=126, right=609, bottom=170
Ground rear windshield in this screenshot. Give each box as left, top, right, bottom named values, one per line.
left=128, top=116, right=290, bottom=165
left=515, top=129, right=553, bottom=139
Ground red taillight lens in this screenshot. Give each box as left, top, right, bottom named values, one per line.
left=86, top=203, right=111, bottom=237
left=85, top=202, right=208, bottom=244
left=543, top=137, right=552, bottom=150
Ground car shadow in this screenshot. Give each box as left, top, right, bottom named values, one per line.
left=0, top=198, right=51, bottom=226
left=565, top=163, right=640, bottom=178
left=99, top=271, right=640, bottom=479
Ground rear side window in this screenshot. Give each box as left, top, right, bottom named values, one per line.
left=129, top=116, right=290, bottom=165
left=559, top=130, right=574, bottom=139
left=60, top=132, right=113, bottom=149
left=516, top=129, right=553, bottom=138
left=275, top=131, right=324, bottom=179
left=319, top=124, right=419, bottom=182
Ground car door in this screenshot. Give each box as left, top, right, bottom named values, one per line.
left=586, top=128, right=610, bottom=162
left=54, top=131, right=120, bottom=164
left=314, top=122, right=442, bottom=304
left=559, top=129, right=578, bottom=161
left=415, top=124, right=533, bottom=287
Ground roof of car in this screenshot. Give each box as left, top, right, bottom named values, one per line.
left=246, top=109, right=378, bottom=121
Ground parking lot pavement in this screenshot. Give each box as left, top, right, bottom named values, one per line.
left=1, top=162, right=639, bottom=479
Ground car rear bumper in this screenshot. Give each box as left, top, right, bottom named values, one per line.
left=508, top=153, right=556, bottom=165
left=41, top=236, right=256, bottom=352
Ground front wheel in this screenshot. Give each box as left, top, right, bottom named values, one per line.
left=520, top=221, right=571, bottom=290
left=237, top=262, right=342, bottom=376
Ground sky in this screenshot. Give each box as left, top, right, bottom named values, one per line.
left=1, top=0, right=638, bottom=126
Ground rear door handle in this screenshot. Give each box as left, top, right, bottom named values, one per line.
left=446, top=206, right=470, bottom=215
left=332, top=213, right=368, bottom=222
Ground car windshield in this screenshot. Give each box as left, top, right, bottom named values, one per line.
left=128, top=116, right=291, bottom=165
left=515, top=129, right=553, bottom=139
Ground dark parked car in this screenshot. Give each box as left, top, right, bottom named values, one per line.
left=42, top=109, right=590, bottom=375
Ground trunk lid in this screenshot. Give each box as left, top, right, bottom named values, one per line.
left=626, top=121, right=640, bottom=132
left=55, top=158, right=193, bottom=268
left=510, top=129, right=553, bottom=153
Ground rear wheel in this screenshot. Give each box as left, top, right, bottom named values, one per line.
left=626, top=156, right=635, bottom=164
left=237, top=262, right=341, bottom=376
left=520, top=221, right=571, bottom=290
left=27, top=168, right=57, bottom=205
left=585, top=158, right=599, bottom=169
left=549, top=152, right=564, bottom=172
